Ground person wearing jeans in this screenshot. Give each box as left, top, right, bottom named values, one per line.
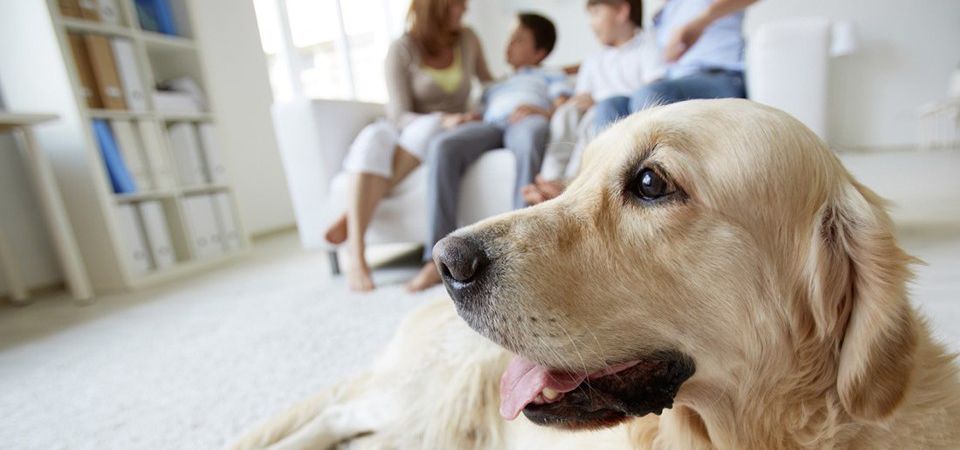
left=592, top=0, right=758, bottom=130
left=522, top=0, right=759, bottom=206
left=593, top=68, right=746, bottom=125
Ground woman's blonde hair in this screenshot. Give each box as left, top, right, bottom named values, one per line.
left=407, top=0, right=464, bottom=57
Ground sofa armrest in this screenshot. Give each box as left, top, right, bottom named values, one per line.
left=309, top=99, right=385, bottom=182
left=746, top=18, right=831, bottom=139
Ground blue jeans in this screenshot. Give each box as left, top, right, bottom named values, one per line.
left=593, top=70, right=747, bottom=131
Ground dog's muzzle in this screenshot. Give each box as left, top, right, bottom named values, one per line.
left=433, top=235, right=490, bottom=305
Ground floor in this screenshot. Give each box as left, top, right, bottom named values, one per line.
left=0, top=236, right=439, bottom=450
left=1, top=227, right=958, bottom=450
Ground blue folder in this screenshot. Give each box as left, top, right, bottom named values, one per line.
left=135, top=0, right=178, bottom=36
left=92, top=119, right=138, bottom=194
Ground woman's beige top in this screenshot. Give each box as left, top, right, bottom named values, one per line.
left=385, top=27, right=492, bottom=128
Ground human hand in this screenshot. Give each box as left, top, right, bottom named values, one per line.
left=664, top=17, right=708, bottom=62
left=441, top=113, right=478, bottom=129
left=521, top=175, right=566, bottom=206
left=553, top=95, right=571, bottom=108
left=509, top=105, right=551, bottom=124
left=570, top=93, right=594, bottom=113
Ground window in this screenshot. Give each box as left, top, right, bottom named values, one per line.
left=253, top=0, right=406, bottom=104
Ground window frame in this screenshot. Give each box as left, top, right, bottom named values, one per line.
left=257, top=0, right=400, bottom=103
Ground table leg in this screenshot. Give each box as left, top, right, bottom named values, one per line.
left=0, top=228, right=30, bottom=304
left=17, top=127, right=94, bottom=302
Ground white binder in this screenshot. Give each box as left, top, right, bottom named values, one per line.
left=117, top=204, right=153, bottom=274
left=111, top=120, right=153, bottom=190
left=167, top=123, right=207, bottom=186
left=97, top=0, right=122, bottom=25
left=139, top=201, right=176, bottom=269
left=213, top=193, right=241, bottom=251
left=137, top=121, right=176, bottom=189
left=110, top=38, right=147, bottom=111
left=183, top=195, right=223, bottom=259
left=197, top=123, right=227, bottom=183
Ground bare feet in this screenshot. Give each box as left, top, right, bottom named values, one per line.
left=324, top=214, right=348, bottom=245
left=346, top=259, right=375, bottom=292
left=406, top=261, right=442, bottom=292
left=522, top=176, right=566, bottom=206
left=521, top=184, right=547, bottom=205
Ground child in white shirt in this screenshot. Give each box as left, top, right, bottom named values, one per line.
left=527, top=0, right=664, bottom=202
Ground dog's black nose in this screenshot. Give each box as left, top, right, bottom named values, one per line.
left=433, top=236, right=488, bottom=284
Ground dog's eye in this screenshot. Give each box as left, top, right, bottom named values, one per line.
left=630, top=168, right=674, bottom=201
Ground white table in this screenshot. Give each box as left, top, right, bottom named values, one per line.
left=0, top=113, right=93, bottom=303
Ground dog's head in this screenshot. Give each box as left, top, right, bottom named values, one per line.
left=435, top=99, right=918, bottom=431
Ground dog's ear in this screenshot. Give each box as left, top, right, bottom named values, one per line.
left=807, top=180, right=918, bottom=422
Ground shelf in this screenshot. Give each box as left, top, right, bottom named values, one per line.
left=180, top=184, right=231, bottom=196
left=58, top=17, right=133, bottom=37
left=0, top=113, right=60, bottom=127
left=114, top=190, right=178, bottom=203
left=0, top=1, right=248, bottom=295
left=140, top=31, right=196, bottom=51
left=88, top=109, right=152, bottom=120
left=88, top=110, right=214, bottom=122
left=158, top=112, right=214, bottom=122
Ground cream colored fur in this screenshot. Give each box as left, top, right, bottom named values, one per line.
left=233, top=100, right=960, bottom=450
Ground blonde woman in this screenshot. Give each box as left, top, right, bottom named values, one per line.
left=324, top=0, right=492, bottom=291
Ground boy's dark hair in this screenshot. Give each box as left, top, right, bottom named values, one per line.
left=517, top=13, right=557, bottom=57
left=586, top=0, right=643, bottom=27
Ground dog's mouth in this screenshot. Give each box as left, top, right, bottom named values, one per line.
left=500, top=352, right=695, bottom=429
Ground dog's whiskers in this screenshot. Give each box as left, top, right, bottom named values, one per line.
left=557, top=324, right=603, bottom=397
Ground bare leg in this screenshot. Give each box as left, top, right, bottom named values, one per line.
left=324, top=147, right=422, bottom=246
left=324, top=215, right=349, bottom=245
left=343, top=147, right=422, bottom=291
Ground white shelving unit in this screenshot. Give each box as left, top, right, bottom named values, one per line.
left=0, top=0, right=250, bottom=294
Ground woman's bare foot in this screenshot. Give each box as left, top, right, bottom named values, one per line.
left=346, top=259, right=375, bottom=292
left=405, top=261, right=442, bottom=292
left=324, top=214, right=348, bottom=245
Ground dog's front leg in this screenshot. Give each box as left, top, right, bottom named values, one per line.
left=270, top=378, right=401, bottom=450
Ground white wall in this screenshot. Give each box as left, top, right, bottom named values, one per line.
left=191, top=0, right=296, bottom=236
left=469, top=0, right=960, bottom=150
left=0, top=135, right=63, bottom=296
left=746, top=0, right=960, bottom=150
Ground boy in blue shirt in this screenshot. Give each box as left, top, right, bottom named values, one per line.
left=481, top=34, right=571, bottom=127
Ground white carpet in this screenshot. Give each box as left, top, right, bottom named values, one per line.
left=1, top=230, right=958, bottom=450
left=0, top=235, right=437, bottom=449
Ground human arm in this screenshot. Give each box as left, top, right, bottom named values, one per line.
left=384, top=40, right=423, bottom=128
left=569, top=93, right=594, bottom=113
left=441, top=112, right=481, bottom=129
left=571, top=59, right=596, bottom=112
left=509, top=71, right=574, bottom=123
left=508, top=105, right=552, bottom=124
left=465, top=28, right=494, bottom=83
left=663, top=0, right=760, bottom=62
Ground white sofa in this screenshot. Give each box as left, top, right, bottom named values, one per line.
left=274, top=18, right=845, bottom=274
left=273, top=99, right=516, bottom=273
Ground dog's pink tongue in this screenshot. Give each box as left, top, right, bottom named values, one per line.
left=499, top=355, right=586, bottom=420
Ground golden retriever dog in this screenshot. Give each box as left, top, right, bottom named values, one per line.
left=234, top=99, right=960, bottom=449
